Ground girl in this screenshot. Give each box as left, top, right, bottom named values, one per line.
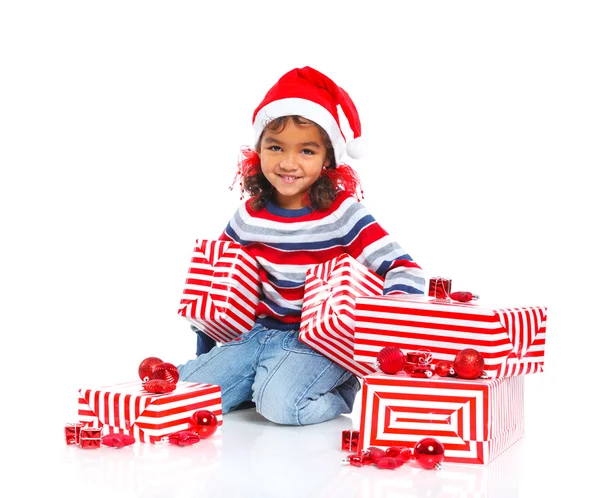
left=178, top=66, right=426, bottom=426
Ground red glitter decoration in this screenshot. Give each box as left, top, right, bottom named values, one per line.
left=143, top=379, right=177, bottom=394
left=414, top=437, right=445, bottom=470
left=434, top=360, right=455, bottom=377
left=189, top=410, right=218, bottom=439
left=449, top=291, right=479, bottom=302
left=385, top=446, right=412, bottom=462
left=376, top=346, right=406, bottom=375
left=454, top=348, right=485, bottom=379
left=168, top=430, right=201, bottom=446
left=152, top=362, right=180, bottom=384
left=101, top=434, right=136, bottom=448
left=138, top=356, right=163, bottom=381
left=375, top=457, right=403, bottom=469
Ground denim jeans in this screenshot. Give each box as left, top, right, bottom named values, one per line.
left=177, top=324, right=360, bottom=426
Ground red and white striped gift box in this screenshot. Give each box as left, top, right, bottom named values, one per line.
left=358, top=373, right=524, bottom=465
left=78, top=380, right=222, bottom=444
left=299, top=254, right=383, bottom=377
left=354, top=295, right=547, bottom=378
left=178, top=239, right=261, bottom=343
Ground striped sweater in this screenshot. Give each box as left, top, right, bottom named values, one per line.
left=219, top=192, right=426, bottom=328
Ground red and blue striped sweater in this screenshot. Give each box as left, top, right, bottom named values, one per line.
left=219, top=192, right=426, bottom=329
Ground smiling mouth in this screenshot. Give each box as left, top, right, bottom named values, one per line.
left=278, top=174, right=300, bottom=183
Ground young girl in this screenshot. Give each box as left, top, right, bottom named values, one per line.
left=178, top=66, right=426, bottom=426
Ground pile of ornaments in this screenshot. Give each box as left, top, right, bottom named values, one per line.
left=375, top=346, right=486, bottom=380
left=138, top=356, right=181, bottom=393
left=344, top=437, right=445, bottom=471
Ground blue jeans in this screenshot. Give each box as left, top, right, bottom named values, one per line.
left=177, top=324, right=360, bottom=426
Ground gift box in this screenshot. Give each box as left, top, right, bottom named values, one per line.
left=341, top=429, right=360, bottom=452
left=178, top=239, right=262, bottom=343
left=299, top=253, right=384, bottom=377
left=358, top=373, right=524, bottom=465
left=354, top=294, right=547, bottom=378
left=64, top=422, right=84, bottom=445
left=79, top=426, right=102, bottom=449
left=78, top=380, right=222, bottom=444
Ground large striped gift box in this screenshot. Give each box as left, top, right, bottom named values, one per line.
left=354, top=295, right=547, bottom=378
left=358, top=373, right=524, bottom=465
left=299, top=254, right=383, bottom=377
left=178, top=239, right=262, bottom=343
left=78, top=380, right=222, bottom=444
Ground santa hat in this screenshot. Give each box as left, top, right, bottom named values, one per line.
left=252, top=66, right=364, bottom=163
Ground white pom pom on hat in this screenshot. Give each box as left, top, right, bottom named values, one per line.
left=252, top=67, right=364, bottom=164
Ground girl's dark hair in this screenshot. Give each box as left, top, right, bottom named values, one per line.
left=244, top=115, right=339, bottom=211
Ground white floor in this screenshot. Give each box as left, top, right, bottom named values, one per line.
left=7, top=371, right=593, bottom=498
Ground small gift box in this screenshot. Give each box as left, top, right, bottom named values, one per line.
left=79, top=426, right=102, bottom=449
left=65, top=422, right=84, bottom=445
left=78, top=380, right=222, bottom=444
left=354, top=294, right=547, bottom=377
left=358, top=373, right=525, bottom=465
left=341, top=429, right=360, bottom=452
left=428, top=276, right=452, bottom=299
left=178, top=239, right=262, bottom=343
left=299, top=254, right=383, bottom=377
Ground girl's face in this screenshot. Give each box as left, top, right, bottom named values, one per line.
left=259, top=119, right=331, bottom=209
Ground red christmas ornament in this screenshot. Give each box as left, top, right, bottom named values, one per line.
left=138, top=356, right=163, bottom=381
left=375, top=457, right=403, bottom=470
left=143, top=379, right=177, bottom=394
left=434, top=360, right=455, bottom=377
left=385, top=446, right=412, bottom=463
left=409, top=364, right=435, bottom=378
left=454, top=348, right=485, bottom=379
left=152, top=362, right=180, bottom=384
left=167, top=430, right=201, bottom=446
left=360, top=446, right=386, bottom=465
left=414, top=437, right=444, bottom=470
left=376, top=346, right=406, bottom=375
left=428, top=277, right=452, bottom=299
left=449, top=291, right=479, bottom=302
left=189, top=410, right=218, bottom=438
left=343, top=453, right=366, bottom=467
left=101, top=434, right=136, bottom=448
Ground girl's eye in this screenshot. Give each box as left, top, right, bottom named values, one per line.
left=268, top=145, right=282, bottom=152
left=301, top=149, right=316, bottom=155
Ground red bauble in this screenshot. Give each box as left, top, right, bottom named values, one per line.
left=138, top=356, right=163, bottom=381
left=101, top=434, right=136, bottom=448
left=189, top=410, right=218, bottom=438
left=152, top=362, right=180, bottom=384
left=434, top=360, right=455, bottom=377
left=375, top=456, right=403, bottom=469
left=376, top=346, right=406, bottom=375
left=453, top=348, right=485, bottom=379
left=385, top=446, right=412, bottom=463
left=168, top=430, right=201, bottom=446
left=414, top=437, right=444, bottom=470
left=143, top=379, right=177, bottom=394
left=360, top=446, right=386, bottom=465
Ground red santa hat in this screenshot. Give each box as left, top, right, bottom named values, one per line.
left=252, top=66, right=364, bottom=163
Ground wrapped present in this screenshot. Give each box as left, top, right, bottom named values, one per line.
left=178, top=239, right=262, bottom=344
left=78, top=380, right=222, bottom=444
left=428, top=276, right=452, bottom=299
left=79, top=426, right=102, bottom=449
left=65, top=422, right=84, bottom=445
left=299, top=253, right=383, bottom=377
left=358, top=373, right=525, bottom=465
left=341, top=429, right=360, bottom=452
left=354, top=294, right=547, bottom=377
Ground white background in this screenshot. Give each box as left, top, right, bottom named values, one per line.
left=1, top=1, right=599, bottom=497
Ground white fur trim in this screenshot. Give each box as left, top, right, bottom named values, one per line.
left=254, top=98, right=346, bottom=163
left=345, top=137, right=364, bottom=159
